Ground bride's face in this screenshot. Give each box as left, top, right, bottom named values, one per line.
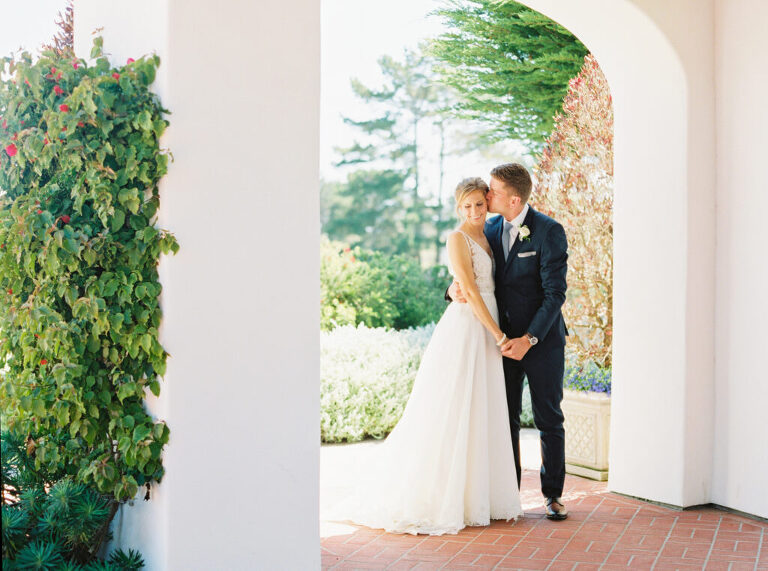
left=459, top=190, right=488, bottom=226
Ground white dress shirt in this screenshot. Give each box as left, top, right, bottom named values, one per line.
left=503, top=203, right=530, bottom=260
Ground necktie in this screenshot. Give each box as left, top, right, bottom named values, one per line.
left=503, top=220, right=517, bottom=261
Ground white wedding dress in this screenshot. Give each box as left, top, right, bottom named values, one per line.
left=325, top=231, right=523, bottom=535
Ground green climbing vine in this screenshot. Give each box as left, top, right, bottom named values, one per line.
left=0, top=36, right=176, bottom=503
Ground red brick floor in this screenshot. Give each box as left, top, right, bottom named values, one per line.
left=321, top=470, right=768, bottom=570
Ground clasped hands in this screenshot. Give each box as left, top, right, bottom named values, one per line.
left=447, top=281, right=532, bottom=361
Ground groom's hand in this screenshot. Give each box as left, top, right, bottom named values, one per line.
left=501, top=336, right=532, bottom=360
left=447, top=281, right=467, bottom=303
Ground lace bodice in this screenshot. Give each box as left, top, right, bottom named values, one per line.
left=448, top=231, right=495, bottom=295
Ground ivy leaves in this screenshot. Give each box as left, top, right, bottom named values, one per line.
left=0, top=37, right=175, bottom=502
left=117, top=188, right=140, bottom=214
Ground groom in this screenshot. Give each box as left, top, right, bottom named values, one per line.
left=448, top=163, right=569, bottom=521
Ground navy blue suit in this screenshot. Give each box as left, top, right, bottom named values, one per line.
left=485, top=207, right=568, bottom=499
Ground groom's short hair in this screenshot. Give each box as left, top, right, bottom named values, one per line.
left=491, top=163, right=532, bottom=204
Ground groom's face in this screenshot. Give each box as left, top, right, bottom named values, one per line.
left=488, top=176, right=522, bottom=219
left=487, top=176, right=509, bottom=214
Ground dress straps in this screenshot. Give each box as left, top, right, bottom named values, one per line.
left=456, top=230, right=473, bottom=252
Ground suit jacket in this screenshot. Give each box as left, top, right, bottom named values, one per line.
left=485, top=207, right=568, bottom=350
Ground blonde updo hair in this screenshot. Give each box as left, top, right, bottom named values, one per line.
left=454, top=177, right=489, bottom=218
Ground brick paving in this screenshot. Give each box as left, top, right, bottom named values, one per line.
left=321, top=470, right=768, bottom=570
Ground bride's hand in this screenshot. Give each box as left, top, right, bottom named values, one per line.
left=448, top=281, right=467, bottom=303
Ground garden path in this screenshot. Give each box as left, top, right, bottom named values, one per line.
left=320, top=430, right=768, bottom=570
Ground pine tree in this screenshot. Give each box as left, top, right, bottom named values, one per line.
left=321, top=170, right=419, bottom=255
left=332, top=46, right=458, bottom=262
left=336, top=47, right=439, bottom=196
left=429, top=0, right=588, bottom=150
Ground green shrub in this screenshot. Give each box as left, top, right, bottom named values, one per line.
left=1, top=429, right=145, bottom=569
left=320, top=237, right=450, bottom=331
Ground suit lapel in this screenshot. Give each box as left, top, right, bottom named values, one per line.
left=504, top=206, right=535, bottom=273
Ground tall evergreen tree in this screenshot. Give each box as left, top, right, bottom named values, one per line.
left=336, top=47, right=439, bottom=198
left=332, top=46, right=458, bottom=262
left=429, top=0, right=588, bottom=150
left=321, top=170, right=424, bottom=255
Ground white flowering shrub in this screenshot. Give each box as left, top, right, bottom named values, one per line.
left=321, top=323, right=534, bottom=443
left=321, top=323, right=433, bottom=442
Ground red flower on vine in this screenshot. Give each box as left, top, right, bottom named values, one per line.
left=4, top=143, right=17, bottom=157
left=77, top=121, right=85, bottom=127
left=37, top=209, right=42, bottom=214
left=59, top=104, right=69, bottom=112
left=61, top=215, right=71, bottom=224
left=72, top=61, right=79, bottom=69
left=40, top=359, right=47, bottom=365
left=54, top=85, right=64, bottom=95
left=127, top=58, right=135, bottom=64
left=112, top=72, right=120, bottom=80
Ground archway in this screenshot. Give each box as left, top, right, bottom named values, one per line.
left=317, top=0, right=614, bottom=532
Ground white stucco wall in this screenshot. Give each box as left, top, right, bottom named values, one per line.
left=713, top=0, right=768, bottom=519
left=76, top=1, right=321, bottom=569
left=624, top=0, right=719, bottom=509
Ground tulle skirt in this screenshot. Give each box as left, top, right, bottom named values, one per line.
left=325, top=293, right=523, bottom=535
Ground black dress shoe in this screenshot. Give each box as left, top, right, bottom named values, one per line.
left=545, top=497, right=568, bottom=520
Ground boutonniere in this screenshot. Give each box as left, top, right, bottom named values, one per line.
left=517, top=224, right=531, bottom=242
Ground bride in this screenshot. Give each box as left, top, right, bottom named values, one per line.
left=326, top=177, right=523, bottom=535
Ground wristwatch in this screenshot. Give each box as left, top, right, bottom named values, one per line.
left=525, top=332, right=538, bottom=346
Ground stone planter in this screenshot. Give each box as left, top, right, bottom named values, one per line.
left=562, top=388, right=610, bottom=481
